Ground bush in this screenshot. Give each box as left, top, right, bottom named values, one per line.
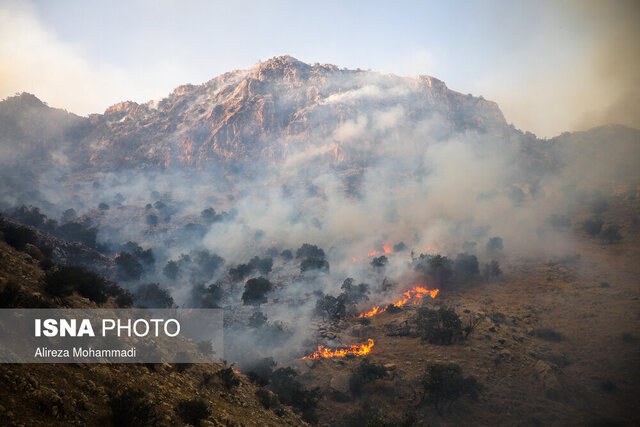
left=256, top=389, right=280, bottom=410
left=163, top=260, right=179, bottom=280
left=300, top=257, right=329, bottom=273
left=246, top=357, right=277, bottom=387
left=134, top=283, right=174, bottom=308
left=249, top=311, right=268, bottom=328
left=486, top=236, right=504, bottom=252
left=338, top=278, right=369, bottom=306
left=56, top=221, right=98, bottom=249
left=0, top=281, right=51, bottom=308
left=349, top=358, right=387, bottom=396
left=176, top=399, right=210, bottom=426
left=583, top=219, right=604, bottom=236
left=0, top=222, right=37, bottom=251
left=528, top=328, right=564, bottom=342
left=216, top=367, right=240, bottom=389
left=453, top=253, right=479, bottom=283
left=109, top=387, right=158, bottom=427
left=601, top=225, right=622, bottom=243
left=44, top=265, right=111, bottom=304
left=269, top=367, right=320, bottom=423
left=415, top=306, right=462, bottom=345
left=116, top=252, right=143, bottom=281
left=483, top=260, right=503, bottom=282
left=371, top=255, right=388, bottom=268
left=414, top=254, right=453, bottom=289
left=280, top=249, right=293, bottom=260
left=315, top=294, right=346, bottom=320
left=422, top=363, right=481, bottom=415
left=242, top=277, right=273, bottom=305
left=116, top=290, right=134, bottom=307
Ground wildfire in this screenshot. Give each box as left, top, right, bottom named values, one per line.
left=357, top=286, right=439, bottom=318
left=353, top=244, right=393, bottom=262
left=302, top=338, right=374, bottom=360
left=114, top=252, right=120, bottom=259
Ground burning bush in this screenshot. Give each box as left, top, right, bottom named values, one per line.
left=421, top=362, right=482, bottom=415
left=216, top=366, right=240, bottom=389
left=348, top=358, right=387, bottom=396
left=415, top=306, right=463, bottom=345
left=109, top=387, right=158, bottom=427
left=242, top=277, right=273, bottom=305
left=175, top=398, right=210, bottom=426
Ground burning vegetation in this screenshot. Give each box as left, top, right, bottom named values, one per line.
left=357, top=286, right=440, bottom=318
left=302, top=339, right=375, bottom=360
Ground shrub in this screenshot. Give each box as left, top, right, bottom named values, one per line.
left=280, top=249, right=293, bottom=260
left=483, top=260, right=503, bottom=282
left=601, top=225, right=622, bottom=243
left=300, top=257, right=329, bottom=272
left=371, top=255, right=388, bottom=267
left=349, top=358, right=387, bottom=396
left=163, top=260, right=179, bottom=280
left=269, top=367, right=320, bottom=423
left=116, top=290, right=134, bottom=307
left=0, top=222, right=37, bottom=251
left=56, top=221, right=98, bottom=248
left=109, top=387, right=158, bottom=427
left=338, top=278, right=369, bottom=306
left=43, top=265, right=111, bottom=304
left=415, top=306, right=462, bottom=345
left=216, top=367, right=240, bottom=389
left=176, top=399, right=210, bottom=426
left=115, top=252, right=143, bottom=281
left=256, top=389, right=280, bottom=410
left=242, top=277, right=272, bottom=305
left=134, top=283, right=174, bottom=308
left=583, top=219, right=604, bottom=236
left=414, top=254, right=453, bottom=289
left=546, top=214, right=571, bottom=228
left=0, top=281, right=51, bottom=308
left=246, top=357, right=277, bottom=387
left=249, top=311, right=268, bottom=328
left=422, top=363, right=482, bottom=415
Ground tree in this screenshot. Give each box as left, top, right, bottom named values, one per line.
left=134, top=283, right=174, bottom=308
left=371, top=255, right=388, bottom=268
left=315, top=294, right=346, bottom=320
left=242, top=277, right=272, bottom=305
left=300, top=257, right=329, bottom=272
left=421, top=363, right=481, bottom=415
left=601, top=225, right=622, bottom=243
left=483, top=260, right=503, bottom=282
left=415, top=306, right=462, bottom=345
left=415, top=254, right=453, bottom=289
left=453, top=253, right=479, bottom=283
left=582, top=219, right=604, bottom=236
left=109, top=387, right=158, bottom=427
left=163, top=260, right=179, bottom=280
left=296, top=243, right=325, bottom=259
left=116, top=252, right=143, bottom=281
left=349, top=358, right=387, bottom=396
left=249, top=311, right=268, bottom=328
left=486, top=236, right=504, bottom=252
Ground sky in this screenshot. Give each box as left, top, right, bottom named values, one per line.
left=0, top=0, right=638, bottom=137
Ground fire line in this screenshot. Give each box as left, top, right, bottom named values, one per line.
left=302, top=338, right=375, bottom=360
left=357, top=286, right=439, bottom=318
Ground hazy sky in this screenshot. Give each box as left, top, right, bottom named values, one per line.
left=1, top=0, right=638, bottom=137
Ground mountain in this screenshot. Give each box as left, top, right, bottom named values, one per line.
left=1, top=56, right=508, bottom=171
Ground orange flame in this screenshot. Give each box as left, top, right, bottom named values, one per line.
left=302, top=339, right=374, bottom=360
left=232, top=368, right=241, bottom=374
left=354, top=244, right=394, bottom=262
left=114, top=253, right=120, bottom=259
left=357, top=286, right=439, bottom=318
